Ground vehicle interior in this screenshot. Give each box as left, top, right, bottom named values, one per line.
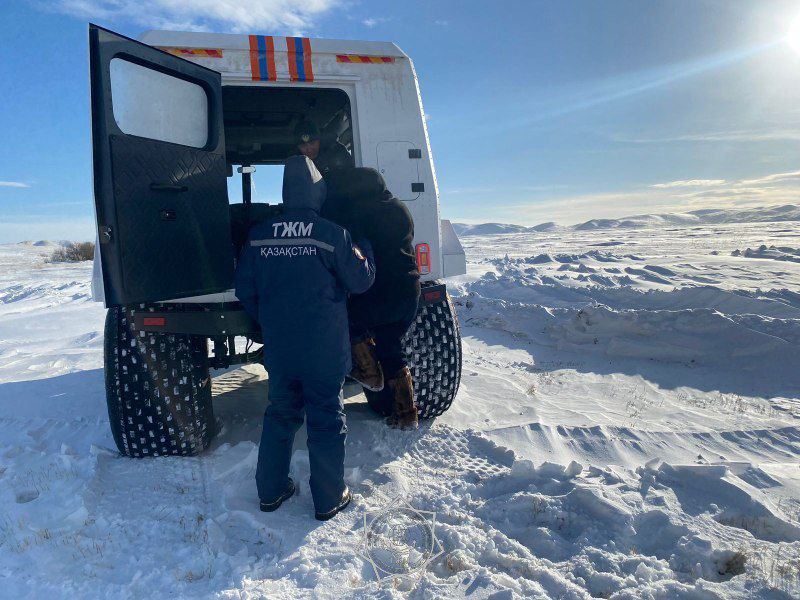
left=222, top=86, right=354, bottom=250
left=222, top=85, right=354, bottom=167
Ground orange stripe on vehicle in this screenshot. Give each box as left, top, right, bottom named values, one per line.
left=159, top=47, right=223, bottom=58
left=265, top=36, right=277, bottom=81
left=301, top=37, right=314, bottom=82
left=248, top=35, right=261, bottom=81
left=249, top=35, right=277, bottom=81
left=336, top=54, right=395, bottom=63
left=286, top=37, right=299, bottom=81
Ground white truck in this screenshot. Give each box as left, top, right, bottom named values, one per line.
left=89, top=24, right=466, bottom=457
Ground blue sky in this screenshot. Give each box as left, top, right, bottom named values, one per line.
left=2, top=0, right=800, bottom=242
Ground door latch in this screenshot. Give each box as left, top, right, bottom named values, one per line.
left=99, top=225, right=113, bottom=243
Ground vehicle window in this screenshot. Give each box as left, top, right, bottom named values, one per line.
left=109, top=58, right=208, bottom=148
left=227, top=164, right=284, bottom=205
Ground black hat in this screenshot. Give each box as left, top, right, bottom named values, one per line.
left=294, top=120, right=320, bottom=144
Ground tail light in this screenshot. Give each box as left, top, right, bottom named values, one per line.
left=423, top=289, right=442, bottom=302
left=415, top=243, right=431, bottom=275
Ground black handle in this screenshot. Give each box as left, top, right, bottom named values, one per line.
left=150, top=182, right=188, bottom=193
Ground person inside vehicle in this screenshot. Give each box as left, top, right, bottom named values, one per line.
left=235, top=155, right=375, bottom=520
left=294, top=119, right=353, bottom=177
left=323, top=167, right=421, bottom=429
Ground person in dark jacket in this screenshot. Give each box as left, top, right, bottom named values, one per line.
left=294, top=119, right=353, bottom=177
left=323, top=168, right=421, bottom=429
left=235, top=155, right=375, bottom=520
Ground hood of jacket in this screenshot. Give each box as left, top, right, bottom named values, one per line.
left=325, top=167, right=391, bottom=206
left=282, top=155, right=327, bottom=212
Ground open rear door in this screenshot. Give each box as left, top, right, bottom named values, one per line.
left=89, top=24, right=232, bottom=306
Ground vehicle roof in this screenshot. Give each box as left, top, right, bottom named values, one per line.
left=139, top=30, right=407, bottom=58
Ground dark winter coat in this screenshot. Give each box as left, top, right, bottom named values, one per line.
left=322, top=168, right=421, bottom=326
left=235, top=156, right=375, bottom=377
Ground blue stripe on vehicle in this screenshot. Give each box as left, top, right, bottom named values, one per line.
left=256, top=35, right=268, bottom=81
left=293, top=37, right=306, bottom=81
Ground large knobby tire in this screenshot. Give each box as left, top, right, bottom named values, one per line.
left=365, top=292, right=462, bottom=419
left=104, top=305, right=214, bottom=457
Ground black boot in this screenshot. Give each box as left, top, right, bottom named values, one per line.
left=260, top=478, right=296, bottom=512
left=315, top=487, right=352, bottom=521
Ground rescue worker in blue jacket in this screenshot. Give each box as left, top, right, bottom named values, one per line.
left=235, top=155, right=375, bottom=521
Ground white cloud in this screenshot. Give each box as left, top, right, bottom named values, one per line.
left=616, top=130, right=800, bottom=144
left=362, top=17, right=389, bottom=28
left=651, top=179, right=726, bottom=188
left=0, top=181, right=30, bottom=188
left=48, top=0, right=340, bottom=33
left=740, top=170, right=800, bottom=185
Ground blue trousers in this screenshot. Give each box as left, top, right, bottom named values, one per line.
left=256, top=370, right=347, bottom=513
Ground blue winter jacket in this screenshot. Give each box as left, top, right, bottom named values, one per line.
left=235, top=156, right=376, bottom=377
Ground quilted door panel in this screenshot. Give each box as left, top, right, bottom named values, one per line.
left=109, top=135, right=233, bottom=303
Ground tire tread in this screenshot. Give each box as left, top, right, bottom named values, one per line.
left=103, top=305, right=214, bottom=457
left=365, top=291, right=462, bottom=418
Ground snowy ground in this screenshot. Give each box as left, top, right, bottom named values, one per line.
left=1, top=223, right=800, bottom=598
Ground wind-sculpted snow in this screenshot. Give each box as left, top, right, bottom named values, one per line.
left=2, top=220, right=800, bottom=598
left=552, top=305, right=799, bottom=365
left=472, top=266, right=800, bottom=318
left=0, top=281, right=91, bottom=305
left=733, top=245, right=800, bottom=264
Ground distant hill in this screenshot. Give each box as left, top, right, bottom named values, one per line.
left=531, top=221, right=560, bottom=232
left=451, top=223, right=535, bottom=236
left=15, top=240, right=70, bottom=247
left=575, top=204, right=800, bottom=230
left=453, top=204, right=800, bottom=235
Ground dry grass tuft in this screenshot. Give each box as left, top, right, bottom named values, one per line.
left=48, top=242, right=95, bottom=263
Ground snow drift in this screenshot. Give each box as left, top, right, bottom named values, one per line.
left=2, top=216, right=800, bottom=598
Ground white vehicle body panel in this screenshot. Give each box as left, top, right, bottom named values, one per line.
left=92, top=30, right=465, bottom=305
left=441, top=220, right=467, bottom=278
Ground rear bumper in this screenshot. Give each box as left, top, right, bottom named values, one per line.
left=131, top=304, right=259, bottom=336
left=131, top=282, right=449, bottom=336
